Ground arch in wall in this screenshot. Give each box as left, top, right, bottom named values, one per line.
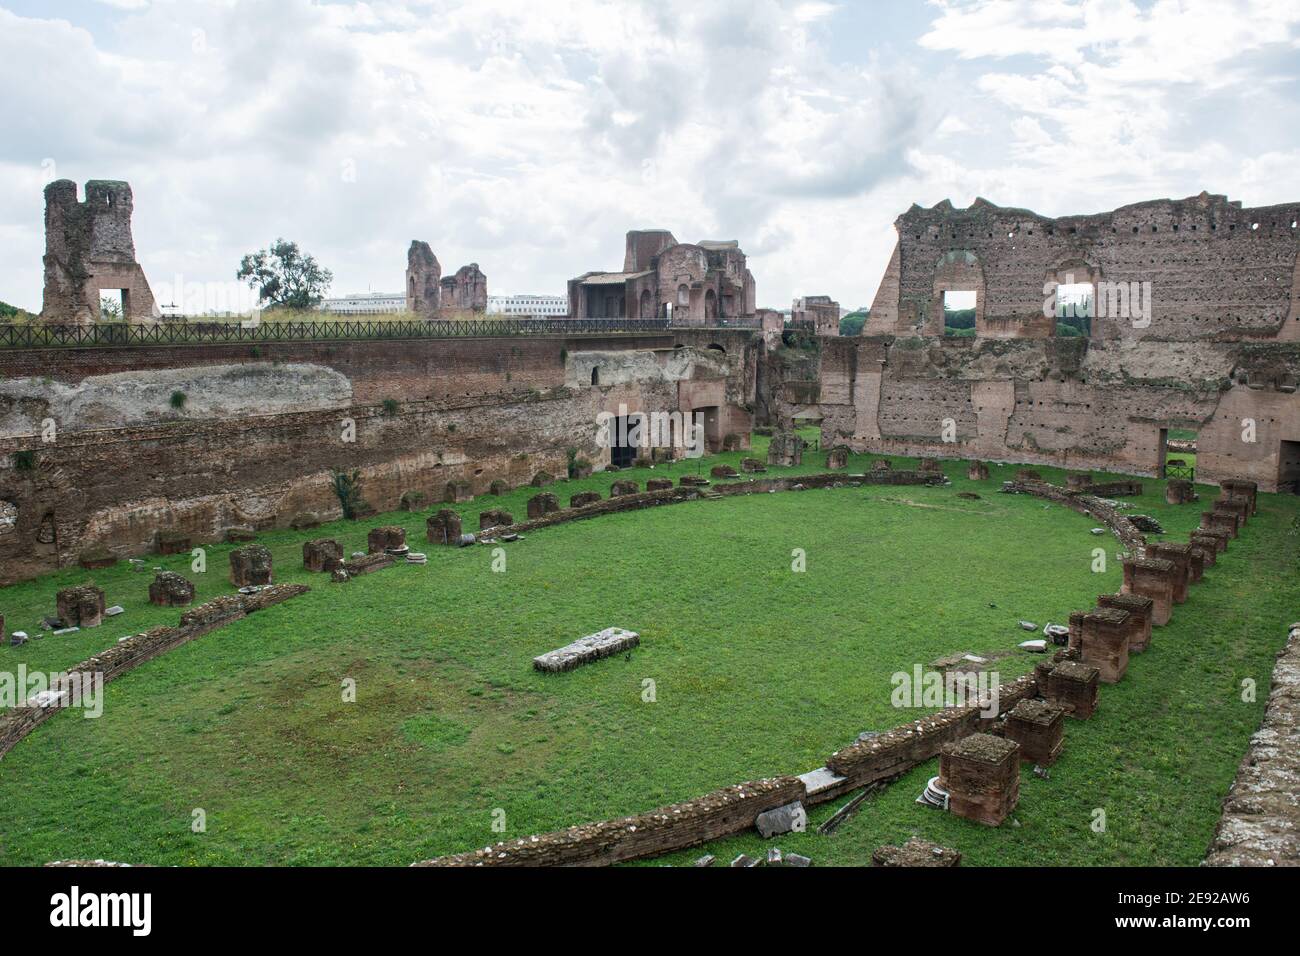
left=930, top=250, right=985, bottom=336
left=707, top=343, right=726, bottom=354
left=704, top=289, right=717, bottom=320
left=1045, top=256, right=1104, bottom=338
left=591, top=366, right=600, bottom=386
left=639, top=289, right=654, bottom=319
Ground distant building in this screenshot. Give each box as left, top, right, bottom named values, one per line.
left=319, top=292, right=405, bottom=315
left=487, top=294, right=568, bottom=317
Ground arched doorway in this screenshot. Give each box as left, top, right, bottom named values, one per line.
left=639, top=289, right=653, bottom=318
left=704, top=290, right=717, bottom=320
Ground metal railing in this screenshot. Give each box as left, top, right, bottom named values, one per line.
left=0, top=317, right=675, bottom=349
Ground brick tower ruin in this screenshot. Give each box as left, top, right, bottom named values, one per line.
left=41, top=179, right=157, bottom=325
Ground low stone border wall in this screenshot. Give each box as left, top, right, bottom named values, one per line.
left=1005, top=479, right=1147, bottom=552
left=1204, top=620, right=1300, bottom=866
left=0, top=584, right=309, bottom=760
left=478, top=470, right=945, bottom=539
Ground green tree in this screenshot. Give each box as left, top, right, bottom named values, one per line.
left=99, top=294, right=123, bottom=322
left=237, top=239, right=333, bottom=310
left=839, top=311, right=868, bottom=336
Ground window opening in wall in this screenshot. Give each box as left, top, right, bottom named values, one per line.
left=1054, top=282, right=1094, bottom=337
left=942, top=290, right=976, bottom=337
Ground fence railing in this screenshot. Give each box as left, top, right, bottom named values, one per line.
left=0, top=317, right=676, bottom=349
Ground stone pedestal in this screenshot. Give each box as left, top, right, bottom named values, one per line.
left=1190, top=532, right=1220, bottom=566
left=527, top=493, right=560, bottom=519
left=939, top=733, right=1020, bottom=827
left=1004, top=699, right=1065, bottom=765
left=368, top=526, right=407, bottom=554
left=426, top=509, right=462, bottom=545
left=825, top=446, right=849, bottom=470
left=1165, top=479, right=1196, bottom=505
left=1097, top=592, right=1153, bottom=653
left=303, top=538, right=343, bottom=572
left=710, top=465, right=738, bottom=479
left=1036, top=659, right=1101, bottom=718
left=1067, top=610, right=1087, bottom=654
left=767, top=432, right=805, bottom=467
left=1066, top=473, right=1093, bottom=492
left=967, top=461, right=990, bottom=481
left=1219, top=479, right=1258, bottom=515
left=1201, top=510, right=1238, bottom=539
left=1146, top=542, right=1193, bottom=601
left=478, top=509, right=513, bottom=530
left=1122, top=556, right=1177, bottom=626
left=569, top=492, right=602, bottom=508
left=741, top=458, right=765, bottom=473
left=645, top=478, right=673, bottom=491
left=872, top=460, right=891, bottom=472
left=1193, top=527, right=1230, bottom=554
left=56, top=585, right=106, bottom=628
left=871, top=837, right=961, bottom=867
left=148, top=571, right=195, bottom=607
left=1215, top=496, right=1250, bottom=529
left=610, top=480, right=639, bottom=497
left=230, top=545, right=273, bottom=587
left=1079, top=607, right=1131, bottom=683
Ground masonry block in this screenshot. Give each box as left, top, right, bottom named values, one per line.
left=230, top=545, right=273, bottom=587
left=302, top=538, right=343, bottom=572
left=1066, top=473, right=1093, bottom=491
left=1202, top=509, right=1239, bottom=539
left=444, top=480, right=473, bottom=504
left=1215, top=495, right=1250, bottom=529
left=767, top=432, right=804, bottom=467
left=1003, top=699, right=1065, bottom=766
left=368, top=526, right=407, bottom=554
left=569, top=492, right=602, bottom=508
left=527, top=493, right=560, bottom=519
left=967, top=461, right=990, bottom=480
left=825, top=446, right=849, bottom=470
left=1078, top=607, right=1131, bottom=683
left=1122, top=556, right=1177, bottom=626
left=645, top=478, right=674, bottom=491
left=426, top=509, right=462, bottom=545
left=1165, top=479, right=1197, bottom=505
left=1189, top=532, right=1220, bottom=566
left=871, top=837, right=961, bottom=867
left=1194, top=527, right=1230, bottom=554
left=56, top=584, right=106, bottom=628
left=479, top=509, right=513, bottom=530
left=938, top=733, right=1020, bottom=827
left=156, top=530, right=192, bottom=555
left=1219, top=479, right=1258, bottom=516
left=148, top=571, right=195, bottom=607
left=1035, top=659, right=1100, bottom=718
left=1097, top=592, right=1154, bottom=653
left=610, top=480, right=639, bottom=497
left=1146, top=542, right=1193, bottom=602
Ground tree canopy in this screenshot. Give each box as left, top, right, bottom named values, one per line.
left=237, top=239, right=333, bottom=310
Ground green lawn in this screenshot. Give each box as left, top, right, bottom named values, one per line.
left=0, top=442, right=1294, bottom=867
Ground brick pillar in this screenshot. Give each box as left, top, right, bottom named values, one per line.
left=1219, top=479, right=1258, bottom=515
left=1036, top=660, right=1100, bottom=718
left=1204, top=507, right=1239, bottom=539
left=1193, top=527, right=1230, bottom=554
left=1079, top=608, right=1131, bottom=683
left=1165, top=479, right=1197, bottom=505
left=367, top=525, right=407, bottom=554
left=1122, top=556, right=1176, bottom=626
left=302, top=538, right=343, bottom=572
left=1003, top=699, right=1065, bottom=765
left=967, top=461, right=990, bottom=480
left=1145, top=543, right=1192, bottom=603
left=1066, top=473, right=1092, bottom=491
left=1190, top=532, right=1220, bottom=566
left=1067, top=610, right=1087, bottom=654
left=426, top=509, right=462, bottom=545
left=230, top=545, right=273, bottom=587
left=1098, top=592, right=1153, bottom=653
left=56, top=585, right=107, bottom=628
left=938, top=733, right=1020, bottom=826
left=1215, top=495, right=1250, bottom=529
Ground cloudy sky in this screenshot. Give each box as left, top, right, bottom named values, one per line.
left=2, top=0, right=1298, bottom=313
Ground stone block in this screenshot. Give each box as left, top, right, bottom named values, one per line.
left=710, top=465, right=738, bottom=479
left=569, top=492, right=602, bottom=508
left=918, top=458, right=942, bottom=473
left=871, top=837, right=961, bottom=867
left=1194, top=526, right=1230, bottom=554
left=533, top=627, right=640, bottom=673
left=1066, top=473, right=1093, bottom=491
left=488, top=479, right=510, bottom=496
left=527, top=493, right=560, bottom=519
left=741, top=458, right=766, bottom=473
left=531, top=471, right=555, bottom=487
left=56, top=584, right=106, bottom=628
left=1036, top=659, right=1100, bottom=718
left=1165, top=479, right=1197, bottom=505
left=1078, top=607, right=1131, bottom=683
left=302, top=538, right=343, bottom=572
left=479, top=509, right=513, bottom=530
left=755, top=801, right=807, bottom=838
left=426, top=509, right=462, bottom=545
left=148, top=571, right=195, bottom=607
left=825, top=446, right=849, bottom=470
left=1201, top=509, right=1239, bottom=539
left=368, top=526, right=407, bottom=554
left=1015, top=468, right=1042, bottom=481
left=1190, top=532, right=1221, bottom=566
left=1218, top=479, right=1258, bottom=515
left=1004, top=699, right=1065, bottom=765
left=1122, top=556, right=1177, bottom=626
left=1215, top=495, right=1251, bottom=529
left=872, top=459, right=892, bottom=471
left=230, top=545, right=273, bottom=587
left=77, top=547, right=116, bottom=570
left=679, top=475, right=710, bottom=487
left=610, top=480, right=639, bottom=497
left=967, top=461, right=990, bottom=481
left=939, top=733, right=1020, bottom=826
left=399, top=490, right=427, bottom=512
left=1097, top=592, right=1153, bottom=653
left=767, top=432, right=805, bottom=467
left=645, top=478, right=673, bottom=491
left=1145, top=542, right=1193, bottom=603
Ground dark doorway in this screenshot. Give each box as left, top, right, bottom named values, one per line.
left=1279, top=440, right=1300, bottom=493
left=610, top=415, right=640, bottom=468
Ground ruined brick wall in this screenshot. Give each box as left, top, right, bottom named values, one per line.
left=405, top=240, right=441, bottom=315
left=440, top=263, right=487, bottom=313
left=0, top=331, right=758, bottom=583
left=41, top=180, right=157, bottom=325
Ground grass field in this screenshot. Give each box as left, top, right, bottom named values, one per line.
left=0, top=441, right=1295, bottom=867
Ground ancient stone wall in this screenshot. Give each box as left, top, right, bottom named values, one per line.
left=405, top=240, right=441, bottom=315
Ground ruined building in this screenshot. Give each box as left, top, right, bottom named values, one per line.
left=568, top=230, right=756, bottom=323
left=40, top=179, right=157, bottom=325
left=405, top=240, right=487, bottom=316
left=774, top=193, right=1300, bottom=491
left=792, top=296, right=841, bottom=336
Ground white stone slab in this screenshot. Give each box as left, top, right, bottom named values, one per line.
left=533, top=627, right=640, bottom=673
